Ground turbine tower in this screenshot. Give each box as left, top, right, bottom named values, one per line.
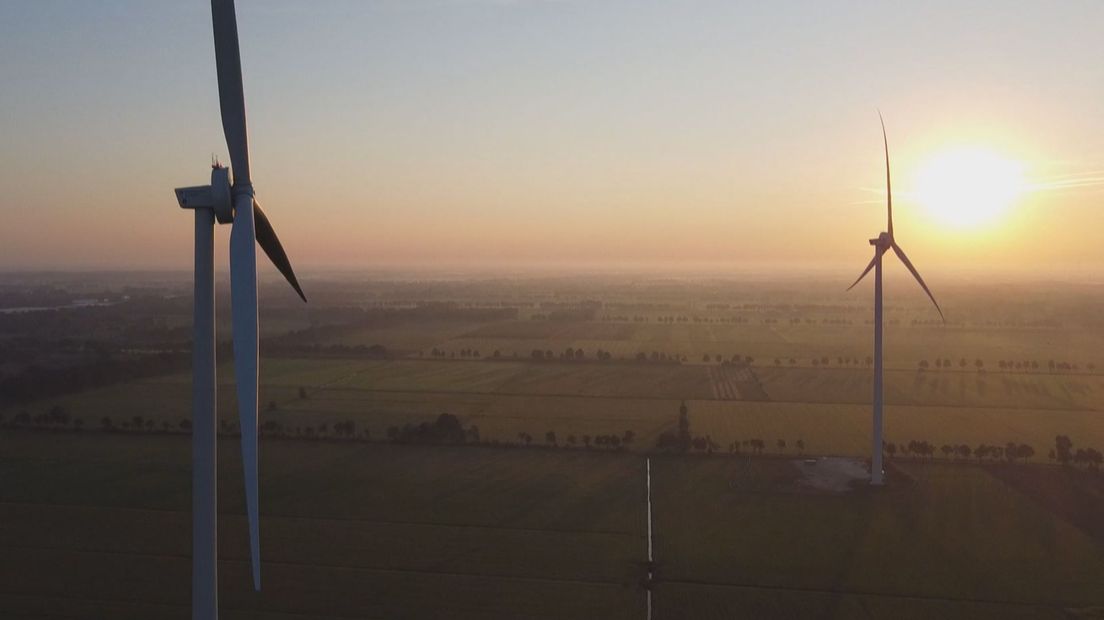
left=848, top=113, right=943, bottom=486
left=174, top=1, right=306, bottom=617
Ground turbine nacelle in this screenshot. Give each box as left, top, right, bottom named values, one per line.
left=175, top=166, right=233, bottom=223
left=869, top=232, right=891, bottom=248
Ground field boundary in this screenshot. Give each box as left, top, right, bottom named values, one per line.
left=0, top=500, right=638, bottom=538
left=659, top=577, right=1078, bottom=612
left=298, top=384, right=1103, bottom=414
left=0, top=543, right=631, bottom=587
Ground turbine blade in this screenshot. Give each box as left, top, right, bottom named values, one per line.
left=891, top=243, right=945, bottom=322
left=229, top=192, right=261, bottom=591
left=878, top=110, right=892, bottom=238
left=211, top=0, right=250, bottom=185
left=847, top=250, right=880, bottom=291
left=254, top=200, right=306, bottom=302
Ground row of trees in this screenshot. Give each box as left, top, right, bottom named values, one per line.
left=531, top=348, right=587, bottom=361
left=651, top=402, right=808, bottom=455
left=2, top=405, right=77, bottom=429
left=885, top=440, right=1036, bottom=463
left=386, top=413, right=478, bottom=444
left=89, top=415, right=375, bottom=441
left=702, top=354, right=756, bottom=365
left=413, top=345, right=1098, bottom=376
left=1052, top=435, right=1104, bottom=469
left=916, top=358, right=1096, bottom=373
left=8, top=400, right=1101, bottom=473
left=652, top=316, right=753, bottom=325
left=728, top=438, right=807, bottom=455
left=712, top=356, right=1100, bottom=373
left=0, top=351, right=189, bottom=407
left=425, top=347, right=653, bottom=363
left=809, top=356, right=873, bottom=367
left=602, top=315, right=862, bottom=325
left=533, top=429, right=636, bottom=449
left=634, top=351, right=684, bottom=364
left=882, top=436, right=1104, bottom=470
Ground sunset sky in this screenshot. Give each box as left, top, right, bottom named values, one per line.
left=1, top=0, right=1102, bottom=276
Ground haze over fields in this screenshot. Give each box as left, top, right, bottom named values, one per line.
left=3, top=272, right=1104, bottom=618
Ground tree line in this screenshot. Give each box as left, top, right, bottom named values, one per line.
left=7, top=400, right=1101, bottom=473
left=0, top=351, right=189, bottom=407
left=651, top=401, right=806, bottom=455
left=882, top=435, right=1103, bottom=471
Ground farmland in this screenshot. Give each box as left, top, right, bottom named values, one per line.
left=1, top=433, right=1103, bottom=618
left=652, top=458, right=1104, bottom=617
left=8, top=354, right=1104, bottom=459
left=0, top=433, right=646, bottom=619
left=3, top=274, right=1104, bottom=618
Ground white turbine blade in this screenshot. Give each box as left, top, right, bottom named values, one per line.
left=878, top=110, right=893, bottom=238
left=891, top=243, right=945, bottom=322
left=229, top=191, right=261, bottom=590
left=847, top=249, right=881, bottom=291
left=212, top=0, right=250, bottom=185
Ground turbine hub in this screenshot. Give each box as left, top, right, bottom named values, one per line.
left=173, top=166, right=233, bottom=224
left=211, top=167, right=233, bottom=223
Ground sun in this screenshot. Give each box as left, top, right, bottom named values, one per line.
left=911, top=147, right=1025, bottom=229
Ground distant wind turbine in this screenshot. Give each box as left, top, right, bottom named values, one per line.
left=173, top=0, right=306, bottom=617
left=848, top=113, right=943, bottom=486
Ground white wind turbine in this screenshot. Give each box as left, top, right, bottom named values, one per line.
left=848, top=113, right=943, bottom=486
left=174, top=1, right=306, bottom=617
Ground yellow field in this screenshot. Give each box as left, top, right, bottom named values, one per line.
left=8, top=355, right=1104, bottom=459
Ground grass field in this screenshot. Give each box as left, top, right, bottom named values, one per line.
left=652, top=458, right=1104, bottom=620
left=0, top=433, right=645, bottom=619
left=8, top=355, right=1104, bottom=460
left=436, top=319, right=1104, bottom=372
left=652, top=458, right=1104, bottom=615
left=1, top=433, right=1102, bottom=618
left=140, top=280, right=1104, bottom=380
left=756, top=366, right=1104, bottom=411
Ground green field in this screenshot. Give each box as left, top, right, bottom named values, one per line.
left=0, top=433, right=645, bottom=619
left=652, top=458, right=1104, bottom=618
left=756, top=366, right=1104, bottom=411
left=431, top=319, right=1104, bottom=373
left=8, top=355, right=1104, bottom=459
left=1, top=433, right=1102, bottom=618
left=6, top=282, right=1104, bottom=617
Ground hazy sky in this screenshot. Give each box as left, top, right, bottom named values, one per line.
left=1, top=0, right=1102, bottom=276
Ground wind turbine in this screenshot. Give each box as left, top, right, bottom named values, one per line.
left=848, top=113, right=943, bottom=486
left=174, top=1, right=306, bottom=617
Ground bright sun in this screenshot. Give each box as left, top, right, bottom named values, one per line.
left=912, top=147, right=1025, bottom=229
